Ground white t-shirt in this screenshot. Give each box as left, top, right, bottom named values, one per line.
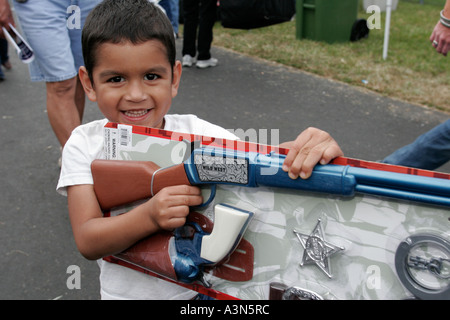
left=57, top=114, right=237, bottom=300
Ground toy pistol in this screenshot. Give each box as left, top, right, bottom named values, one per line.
left=92, top=146, right=450, bottom=210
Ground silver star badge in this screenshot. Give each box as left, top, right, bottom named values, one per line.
left=293, top=219, right=344, bottom=278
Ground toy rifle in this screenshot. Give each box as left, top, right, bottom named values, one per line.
left=92, top=146, right=450, bottom=211
left=92, top=146, right=450, bottom=286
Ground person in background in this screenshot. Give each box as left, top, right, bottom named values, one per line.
left=382, top=120, right=450, bottom=170
left=158, top=0, right=172, bottom=23
left=430, top=0, right=450, bottom=56
left=169, top=0, right=180, bottom=38
left=182, top=0, right=218, bottom=68
left=0, top=36, right=11, bottom=81
left=382, top=1, right=450, bottom=170
left=2, top=0, right=102, bottom=155
left=0, top=0, right=14, bottom=81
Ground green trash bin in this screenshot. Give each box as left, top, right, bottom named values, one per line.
left=296, top=0, right=359, bottom=43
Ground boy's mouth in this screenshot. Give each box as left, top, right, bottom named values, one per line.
left=122, top=109, right=151, bottom=118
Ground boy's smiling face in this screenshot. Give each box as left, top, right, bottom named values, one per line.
left=79, top=39, right=181, bottom=129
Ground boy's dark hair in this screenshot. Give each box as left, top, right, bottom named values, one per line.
left=82, top=0, right=176, bottom=81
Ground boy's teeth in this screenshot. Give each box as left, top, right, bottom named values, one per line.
left=124, top=110, right=148, bottom=117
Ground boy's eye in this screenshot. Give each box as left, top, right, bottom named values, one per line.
left=144, top=74, right=159, bottom=81
left=108, top=76, right=124, bottom=83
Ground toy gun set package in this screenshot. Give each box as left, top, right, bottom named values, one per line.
left=93, top=122, right=450, bottom=300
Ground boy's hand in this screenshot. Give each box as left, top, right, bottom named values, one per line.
left=146, top=185, right=203, bottom=231
left=280, top=127, right=343, bottom=180
left=68, top=184, right=202, bottom=260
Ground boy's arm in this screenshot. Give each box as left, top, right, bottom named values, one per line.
left=280, top=127, right=344, bottom=180
left=67, top=184, right=202, bottom=260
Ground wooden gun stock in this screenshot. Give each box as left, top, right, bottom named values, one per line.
left=91, top=160, right=191, bottom=210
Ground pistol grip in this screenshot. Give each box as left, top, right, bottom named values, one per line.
left=200, top=204, right=254, bottom=264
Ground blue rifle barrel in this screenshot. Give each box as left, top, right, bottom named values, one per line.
left=184, top=148, right=450, bottom=208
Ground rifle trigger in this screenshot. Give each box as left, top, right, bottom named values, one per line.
left=196, top=185, right=216, bottom=208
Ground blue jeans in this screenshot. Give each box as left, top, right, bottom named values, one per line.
left=158, top=0, right=172, bottom=22
left=382, top=119, right=450, bottom=170
left=169, top=0, right=179, bottom=34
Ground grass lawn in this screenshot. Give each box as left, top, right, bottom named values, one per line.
left=211, top=0, right=449, bottom=113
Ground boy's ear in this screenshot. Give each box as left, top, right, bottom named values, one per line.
left=78, top=66, right=97, bottom=102
left=171, top=60, right=182, bottom=98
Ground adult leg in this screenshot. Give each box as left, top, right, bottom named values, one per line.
left=0, top=38, right=11, bottom=69
left=13, top=0, right=82, bottom=147
left=197, top=0, right=216, bottom=61
left=169, top=0, right=180, bottom=35
left=382, top=119, right=450, bottom=170
left=66, top=0, right=102, bottom=132
left=46, top=76, right=85, bottom=147
left=182, top=0, right=199, bottom=58
left=158, top=0, right=173, bottom=21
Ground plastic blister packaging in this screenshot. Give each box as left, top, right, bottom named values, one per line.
left=98, top=123, right=450, bottom=299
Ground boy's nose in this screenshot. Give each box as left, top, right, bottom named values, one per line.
left=125, top=81, right=148, bottom=102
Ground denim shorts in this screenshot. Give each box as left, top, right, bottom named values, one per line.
left=13, top=0, right=102, bottom=82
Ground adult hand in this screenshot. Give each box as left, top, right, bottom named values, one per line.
left=430, top=21, right=450, bottom=56
left=0, top=0, right=15, bottom=37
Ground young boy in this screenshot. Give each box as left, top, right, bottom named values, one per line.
left=57, top=0, right=343, bottom=300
